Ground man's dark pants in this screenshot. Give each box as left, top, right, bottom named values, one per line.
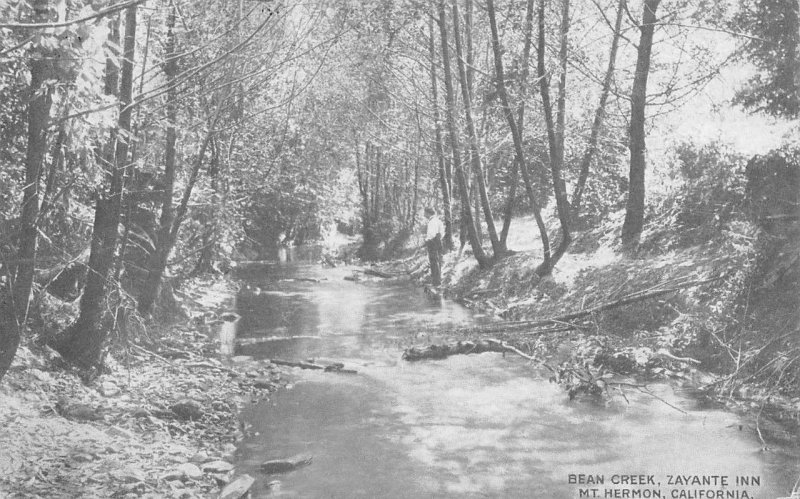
left=426, top=235, right=443, bottom=286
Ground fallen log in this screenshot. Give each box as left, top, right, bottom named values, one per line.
left=270, top=359, right=324, bottom=370
left=403, top=339, right=535, bottom=362
left=269, top=358, right=358, bottom=374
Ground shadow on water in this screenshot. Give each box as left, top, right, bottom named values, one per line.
left=229, top=247, right=799, bottom=498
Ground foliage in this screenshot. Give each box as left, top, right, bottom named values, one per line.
left=643, top=140, right=749, bottom=250
left=730, top=0, right=799, bottom=117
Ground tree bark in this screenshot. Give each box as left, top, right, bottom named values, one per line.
left=51, top=5, right=138, bottom=369
left=487, top=0, right=550, bottom=268
left=451, top=0, right=504, bottom=258
left=436, top=0, right=490, bottom=268
left=622, top=0, right=661, bottom=248
left=428, top=17, right=454, bottom=251
left=571, top=0, right=624, bottom=222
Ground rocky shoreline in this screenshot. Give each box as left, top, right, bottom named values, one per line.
left=0, top=277, right=287, bottom=499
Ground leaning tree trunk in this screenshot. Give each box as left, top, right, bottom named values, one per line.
left=486, top=0, right=550, bottom=268
left=436, top=0, right=490, bottom=269
left=571, top=0, right=624, bottom=222
left=451, top=0, right=504, bottom=258
left=622, top=0, right=661, bottom=248
left=51, top=6, right=138, bottom=369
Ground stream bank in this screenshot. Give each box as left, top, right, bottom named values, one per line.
left=0, top=277, right=287, bottom=499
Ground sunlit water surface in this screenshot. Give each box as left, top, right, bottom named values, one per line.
left=230, top=248, right=798, bottom=498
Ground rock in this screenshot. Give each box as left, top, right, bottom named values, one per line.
left=219, top=474, right=255, bottom=499
left=260, top=454, right=313, bottom=474
left=111, top=467, right=147, bottom=483
left=57, top=402, right=103, bottom=421
left=202, top=460, right=234, bottom=473
left=98, top=381, right=120, bottom=397
left=162, top=463, right=203, bottom=481
left=106, top=426, right=134, bottom=440
left=131, top=407, right=150, bottom=418
left=189, top=451, right=209, bottom=464
left=252, top=377, right=275, bottom=389
left=171, top=399, right=204, bottom=420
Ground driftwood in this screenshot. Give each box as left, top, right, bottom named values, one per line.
left=278, top=277, right=323, bottom=283
left=403, top=339, right=535, bottom=362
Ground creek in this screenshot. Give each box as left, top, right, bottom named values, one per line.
left=229, top=247, right=798, bottom=498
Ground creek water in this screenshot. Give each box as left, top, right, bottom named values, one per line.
left=230, top=248, right=798, bottom=498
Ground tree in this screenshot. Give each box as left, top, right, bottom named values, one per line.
left=731, top=0, right=799, bottom=117
left=51, top=5, right=139, bottom=369
left=428, top=16, right=455, bottom=251
left=536, top=0, right=572, bottom=267
left=486, top=0, right=550, bottom=268
left=437, top=0, right=491, bottom=268
left=451, top=0, right=505, bottom=258
left=571, top=0, right=625, bottom=221
left=621, top=0, right=661, bottom=248
left=1, top=0, right=60, bottom=381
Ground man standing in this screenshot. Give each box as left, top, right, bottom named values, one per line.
left=424, top=207, right=445, bottom=286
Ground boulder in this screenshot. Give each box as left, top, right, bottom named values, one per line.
left=219, top=474, right=255, bottom=499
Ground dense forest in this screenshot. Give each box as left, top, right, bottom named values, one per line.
left=1, top=0, right=799, bottom=496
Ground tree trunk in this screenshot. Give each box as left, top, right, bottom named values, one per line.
left=13, top=0, right=56, bottom=322
left=50, top=5, right=138, bottom=369
left=437, top=0, right=490, bottom=268
left=487, top=0, right=550, bottom=268
left=138, top=6, right=178, bottom=315
left=0, top=280, right=19, bottom=382
left=552, top=0, right=572, bottom=260
left=427, top=17, right=454, bottom=251
left=622, top=0, right=661, bottom=248
left=571, top=0, right=624, bottom=222
left=451, top=0, right=504, bottom=257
